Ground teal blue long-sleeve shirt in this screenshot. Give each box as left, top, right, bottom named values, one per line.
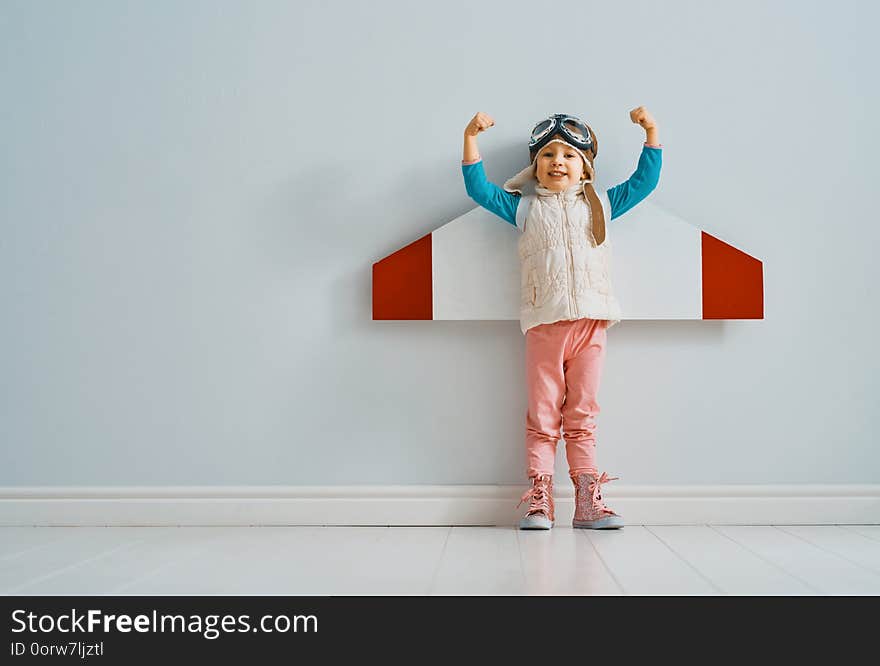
left=461, top=144, right=662, bottom=226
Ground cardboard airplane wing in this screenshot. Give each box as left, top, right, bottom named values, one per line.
left=372, top=200, right=763, bottom=322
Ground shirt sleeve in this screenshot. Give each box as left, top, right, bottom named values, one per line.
left=461, top=159, right=520, bottom=227
left=606, top=144, right=662, bottom=221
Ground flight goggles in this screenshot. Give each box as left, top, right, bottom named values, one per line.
left=528, top=114, right=594, bottom=154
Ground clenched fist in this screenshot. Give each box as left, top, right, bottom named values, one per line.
left=629, top=106, right=657, bottom=131
left=465, top=112, right=495, bottom=137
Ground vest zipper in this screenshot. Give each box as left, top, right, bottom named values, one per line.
left=558, top=193, right=578, bottom=318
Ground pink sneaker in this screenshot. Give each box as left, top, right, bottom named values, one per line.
left=570, top=471, right=624, bottom=529
left=516, top=474, right=554, bottom=530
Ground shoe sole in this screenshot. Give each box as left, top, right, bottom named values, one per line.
left=572, top=517, right=625, bottom=529
left=519, top=516, right=554, bottom=530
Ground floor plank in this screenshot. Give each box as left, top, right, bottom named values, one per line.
left=712, top=526, right=880, bottom=595
left=117, top=527, right=449, bottom=596
left=517, top=527, right=622, bottom=595
left=0, top=527, right=155, bottom=594
left=15, top=527, right=222, bottom=595
left=647, top=525, right=815, bottom=595
left=0, top=527, right=74, bottom=562
left=840, top=525, right=880, bottom=543
left=774, top=526, right=880, bottom=576
left=580, top=526, right=720, bottom=595
left=429, top=527, right=525, bottom=595
left=114, top=527, right=382, bottom=595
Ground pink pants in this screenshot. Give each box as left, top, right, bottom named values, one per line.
left=524, top=317, right=608, bottom=479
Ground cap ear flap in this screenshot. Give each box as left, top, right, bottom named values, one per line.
left=580, top=157, right=595, bottom=183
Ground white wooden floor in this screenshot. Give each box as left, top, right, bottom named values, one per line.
left=2, top=525, right=879, bottom=595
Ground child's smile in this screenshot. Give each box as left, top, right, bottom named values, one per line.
left=535, top=139, right=586, bottom=192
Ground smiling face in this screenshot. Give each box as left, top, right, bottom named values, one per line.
left=534, top=137, right=586, bottom=192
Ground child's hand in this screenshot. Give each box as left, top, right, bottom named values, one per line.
left=465, top=112, right=495, bottom=137
left=629, top=106, right=657, bottom=130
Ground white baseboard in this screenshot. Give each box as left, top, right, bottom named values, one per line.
left=1, top=484, right=878, bottom=526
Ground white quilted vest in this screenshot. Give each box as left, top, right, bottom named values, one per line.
left=503, top=166, right=623, bottom=335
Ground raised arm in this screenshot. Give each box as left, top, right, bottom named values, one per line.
left=461, top=112, right=520, bottom=227
left=607, top=106, right=663, bottom=220
left=462, top=112, right=492, bottom=163
left=630, top=106, right=660, bottom=147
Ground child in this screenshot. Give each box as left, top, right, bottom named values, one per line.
left=461, top=109, right=662, bottom=530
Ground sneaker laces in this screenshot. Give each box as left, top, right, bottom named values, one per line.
left=588, top=471, right=619, bottom=514
left=516, top=475, right=553, bottom=516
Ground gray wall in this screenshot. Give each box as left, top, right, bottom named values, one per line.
left=2, top=0, right=877, bottom=486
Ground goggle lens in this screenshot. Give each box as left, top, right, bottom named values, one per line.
left=563, top=119, right=589, bottom=144
left=529, top=119, right=553, bottom=145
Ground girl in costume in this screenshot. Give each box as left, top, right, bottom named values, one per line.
left=461, top=109, right=662, bottom=529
